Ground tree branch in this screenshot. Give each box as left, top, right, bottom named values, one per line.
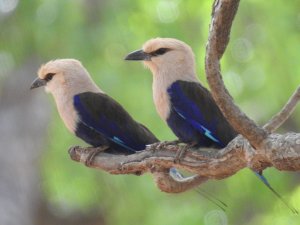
left=264, top=86, right=300, bottom=133
left=69, top=133, right=300, bottom=181
left=205, top=0, right=268, bottom=149
left=69, top=144, right=208, bottom=193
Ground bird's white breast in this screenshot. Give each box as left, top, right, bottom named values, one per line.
left=152, top=79, right=171, bottom=121
left=53, top=90, right=78, bottom=134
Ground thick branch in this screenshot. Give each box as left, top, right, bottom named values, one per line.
left=69, top=146, right=208, bottom=193
left=205, top=0, right=268, bottom=148
left=264, top=86, right=300, bottom=133
left=69, top=133, right=300, bottom=182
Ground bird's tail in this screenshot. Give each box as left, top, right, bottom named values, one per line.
left=254, top=171, right=298, bottom=214
left=169, top=168, right=227, bottom=211
left=194, top=188, right=228, bottom=212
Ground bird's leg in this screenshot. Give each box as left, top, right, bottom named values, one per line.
left=174, top=142, right=197, bottom=164
left=151, top=140, right=180, bottom=150
left=85, top=146, right=109, bottom=167
left=164, top=140, right=181, bottom=146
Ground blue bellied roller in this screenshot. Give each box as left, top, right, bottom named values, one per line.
left=30, top=59, right=159, bottom=163
left=125, top=37, right=297, bottom=213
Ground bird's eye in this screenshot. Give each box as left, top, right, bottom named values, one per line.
left=45, top=73, right=55, bottom=82
left=152, top=48, right=170, bottom=56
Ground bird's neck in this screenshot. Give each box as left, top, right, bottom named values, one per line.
left=52, top=78, right=102, bottom=102
left=51, top=79, right=102, bottom=133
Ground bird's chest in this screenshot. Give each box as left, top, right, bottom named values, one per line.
left=153, top=85, right=171, bottom=121
left=55, top=97, right=78, bottom=133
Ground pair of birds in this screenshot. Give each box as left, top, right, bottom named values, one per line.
left=31, top=38, right=295, bottom=212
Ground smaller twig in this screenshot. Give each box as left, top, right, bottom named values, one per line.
left=264, top=86, right=300, bottom=133
left=152, top=168, right=208, bottom=193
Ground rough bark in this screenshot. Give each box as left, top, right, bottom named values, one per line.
left=205, top=0, right=268, bottom=149
left=69, top=133, right=300, bottom=179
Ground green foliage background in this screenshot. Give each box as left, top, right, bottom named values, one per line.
left=1, top=0, right=300, bottom=224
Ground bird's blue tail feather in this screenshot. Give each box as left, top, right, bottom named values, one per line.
left=170, top=168, right=227, bottom=211
left=254, top=171, right=298, bottom=214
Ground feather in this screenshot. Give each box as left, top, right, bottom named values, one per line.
left=167, top=80, right=237, bottom=147
left=73, top=92, right=158, bottom=153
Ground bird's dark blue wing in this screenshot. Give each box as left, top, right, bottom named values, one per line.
left=73, top=92, right=158, bottom=152
left=167, top=80, right=237, bottom=147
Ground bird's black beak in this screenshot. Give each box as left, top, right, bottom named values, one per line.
left=124, top=49, right=151, bottom=61
left=30, top=77, right=47, bottom=90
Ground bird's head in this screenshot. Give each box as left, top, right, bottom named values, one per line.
left=30, top=59, right=97, bottom=95
left=125, top=38, right=197, bottom=79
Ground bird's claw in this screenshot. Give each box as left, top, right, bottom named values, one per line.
left=174, top=142, right=197, bottom=164
left=84, top=146, right=109, bottom=167
left=174, top=145, right=188, bottom=164
left=68, top=145, right=80, bottom=155
left=151, top=140, right=180, bottom=152
left=68, top=146, right=84, bottom=162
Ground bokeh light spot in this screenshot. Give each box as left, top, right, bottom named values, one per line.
left=0, top=51, right=15, bottom=78
left=204, top=210, right=228, bottom=225
left=231, top=38, right=253, bottom=63
left=156, top=0, right=179, bottom=23
left=245, top=23, right=266, bottom=43
left=36, top=1, right=58, bottom=26
left=223, top=71, right=244, bottom=97
left=0, top=0, right=18, bottom=14
left=242, top=65, right=266, bottom=91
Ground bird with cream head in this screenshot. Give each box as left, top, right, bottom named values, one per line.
left=31, top=59, right=158, bottom=164
left=125, top=38, right=297, bottom=213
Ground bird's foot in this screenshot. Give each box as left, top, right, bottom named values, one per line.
left=85, top=146, right=109, bottom=167
left=68, top=145, right=80, bottom=154
left=68, top=145, right=82, bottom=161
left=174, top=145, right=188, bottom=164
left=174, top=142, right=197, bottom=164
left=150, top=140, right=180, bottom=152
left=166, top=140, right=181, bottom=145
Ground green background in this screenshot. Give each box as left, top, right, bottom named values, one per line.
left=1, top=0, right=300, bottom=224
